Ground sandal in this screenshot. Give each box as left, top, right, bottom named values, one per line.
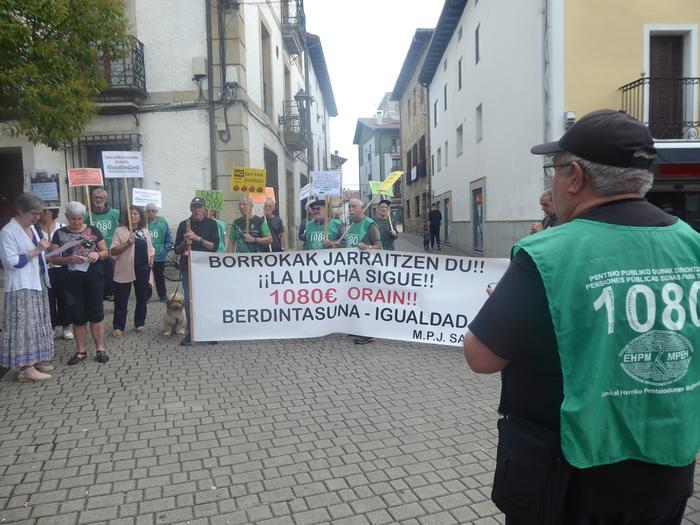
left=111, top=329, right=123, bottom=337
left=67, top=352, right=87, bottom=366
left=135, top=326, right=145, bottom=333
left=95, top=350, right=110, bottom=364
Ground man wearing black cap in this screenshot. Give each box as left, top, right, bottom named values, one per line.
left=463, top=110, right=699, bottom=524
left=374, top=198, right=398, bottom=250
left=303, top=198, right=345, bottom=250
left=174, top=197, right=220, bottom=346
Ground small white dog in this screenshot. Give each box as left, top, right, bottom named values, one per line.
left=163, top=292, right=187, bottom=336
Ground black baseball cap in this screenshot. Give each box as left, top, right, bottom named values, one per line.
left=378, top=198, right=392, bottom=206
left=531, top=109, right=656, bottom=168
left=309, top=199, right=325, bottom=208
left=190, top=197, right=205, bottom=207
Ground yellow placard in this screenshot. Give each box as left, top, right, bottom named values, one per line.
left=231, top=167, right=266, bottom=195
left=376, top=171, right=404, bottom=194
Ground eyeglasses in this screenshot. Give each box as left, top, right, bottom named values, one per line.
left=29, top=211, right=42, bottom=217
left=310, top=207, right=321, bottom=212
left=147, top=209, right=157, bottom=213
left=543, top=162, right=573, bottom=178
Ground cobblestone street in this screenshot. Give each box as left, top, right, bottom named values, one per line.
left=0, top=235, right=698, bottom=524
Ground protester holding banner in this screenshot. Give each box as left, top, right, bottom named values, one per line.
left=264, top=199, right=286, bottom=252
left=345, top=198, right=381, bottom=250
left=464, top=110, right=699, bottom=524
left=110, top=206, right=155, bottom=337
left=145, top=203, right=173, bottom=302
left=50, top=201, right=109, bottom=365
left=228, top=196, right=272, bottom=253
left=0, top=193, right=55, bottom=382
left=38, top=208, right=73, bottom=340
left=374, top=199, right=398, bottom=251
left=302, top=198, right=345, bottom=250
left=174, top=197, right=220, bottom=346
left=87, top=188, right=120, bottom=300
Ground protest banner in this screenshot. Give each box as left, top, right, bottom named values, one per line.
left=68, top=168, right=103, bottom=224
left=300, top=183, right=311, bottom=201
left=101, top=151, right=144, bottom=179
left=195, top=189, right=225, bottom=211
left=310, top=171, right=342, bottom=196
left=190, top=250, right=508, bottom=346
left=231, top=167, right=266, bottom=194
left=369, top=180, right=393, bottom=197
left=133, top=188, right=162, bottom=208
left=24, top=169, right=61, bottom=207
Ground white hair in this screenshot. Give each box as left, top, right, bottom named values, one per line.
left=561, top=153, right=654, bottom=197
left=65, top=201, right=86, bottom=218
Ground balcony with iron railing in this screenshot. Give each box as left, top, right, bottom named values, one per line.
left=281, top=0, right=304, bottom=55
left=97, top=35, right=146, bottom=106
left=619, top=76, right=700, bottom=139
left=279, top=100, right=307, bottom=151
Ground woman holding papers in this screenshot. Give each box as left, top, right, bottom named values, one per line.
left=49, top=201, right=110, bottom=365
left=0, top=193, right=55, bottom=382
left=110, top=207, right=155, bottom=337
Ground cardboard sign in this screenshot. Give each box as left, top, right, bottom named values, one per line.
left=311, top=171, right=342, bottom=196
left=369, top=180, right=393, bottom=197
left=231, top=167, right=266, bottom=194
left=68, top=168, right=103, bottom=187
left=300, top=183, right=311, bottom=201
left=195, top=189, right=225, bottom=211
left=249, top=187, right=276, bottom=205
left=102, top=151, right=144, bottom=179
left=132, top=188, right=162, bottom=208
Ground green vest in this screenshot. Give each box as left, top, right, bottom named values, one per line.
left=514, top=219, right=700, bottom=468
left=216, top=219, right=227, bottom=253
left=87, top=208, right=120, bottom=246
left=305, top=219, right=342, bottom=250
left=346, top=217, right=375, bottom=248
left=147, top=216, right=168, bottom=256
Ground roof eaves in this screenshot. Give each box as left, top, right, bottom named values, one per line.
left=417, top=0, right=468, bottom=86
left=306, top=32, right=338, bottom=117
left=390, top=28, right=434, bottom=101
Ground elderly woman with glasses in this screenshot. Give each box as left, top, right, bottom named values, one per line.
left=0, top=193, right=55, bottom=382
left=49, top=201, right=110, bottom=365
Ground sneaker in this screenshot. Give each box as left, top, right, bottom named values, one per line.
left=63, top=328, right=74, bottom=340
left=95, top=351, right=110, bottom=363
left=112, top=329, right=123, bottom=337
left=67, top=352, right=87, bottom=366
left=180, top=334, right=192, bottom=346
left=52, top=326, right=63, bottom=339
left=34, top=363, right=55, bottom=373
left=18, top=367, right=52, bottom=382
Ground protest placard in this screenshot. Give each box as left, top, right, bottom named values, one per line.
left=249, top=187, right=276, bottom=205
left=195, top=189, right=225, bottom=211
left=24, top=169, right=61, bottom=207
left=231, top=167, right=266, bottom=194
left=376, top=170, right=404, bottom=194
left=369, top=180, right=393, bottom=197
left=310, top=171, right=342, bottom=196
left=190, top=250, right=508, bottom=346
left=67, top=168, right=103, bottom=187
left=102, top=151, right=144, bottom=179
left=133, top=188, right=162, bottom=208
left=300, top=183, right=311, bottom=201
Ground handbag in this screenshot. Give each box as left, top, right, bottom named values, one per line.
left=492, top=415, right=571, bottom=525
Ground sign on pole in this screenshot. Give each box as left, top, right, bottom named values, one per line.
left=102, top=151, right=144, bottom=179
left=68, top=168, right=103, bottom=187
left=250, top=187, right=276, bottom=205
left=132, top=188, right=162, bottom=208
left=310, top=171, right=342, bottom=196
left=300, top=183, right=311, bottom=201
left=369, top=180, right=393, bottom=198
left=376, top=170, right=404, bottom=194
left=231, top=167, right=266, bottom=194
left=195, top=189, right=225, bottom=211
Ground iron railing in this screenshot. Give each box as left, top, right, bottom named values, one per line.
left=279, top=100, right=307, bottom=151
left=281, top=0, right=304, bottom=55
left=619, top=76, right=700, bottom=139
left=98, top=35, right=146, bottom=101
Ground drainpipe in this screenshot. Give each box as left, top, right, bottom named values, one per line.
left=206, top=0, right=218, bottom=191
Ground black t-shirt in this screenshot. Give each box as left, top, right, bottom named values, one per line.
left=266, top=215, right=285, bottom=252
left=174, top=216, right=219, bottom=267
left=468, top=198, right=695, bottom=511
left=51, top=225, right=105, bottom=274
left=428, top=210, right=442, bottom=228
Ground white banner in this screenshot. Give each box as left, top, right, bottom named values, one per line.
left=102, top=151, right=144, bottom=179
left=132, top=188, right=162, bottom=208
left=310, top=171, right=342, bottom=196
left=300, top=183, right=311, bottom=201
left=190, top=250, right=508, bottom=346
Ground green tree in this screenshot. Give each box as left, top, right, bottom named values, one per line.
left=0, top=0, right=128, bottom=149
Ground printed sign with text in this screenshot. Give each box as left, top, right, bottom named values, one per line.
left=102, top=151, right=144, bottom=179
left=231, top=167, right=266, bottom=194
left=68, top=168, right=103, bottom=188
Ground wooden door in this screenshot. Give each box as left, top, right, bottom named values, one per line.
left=649, top=36, right=684, bottom=138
